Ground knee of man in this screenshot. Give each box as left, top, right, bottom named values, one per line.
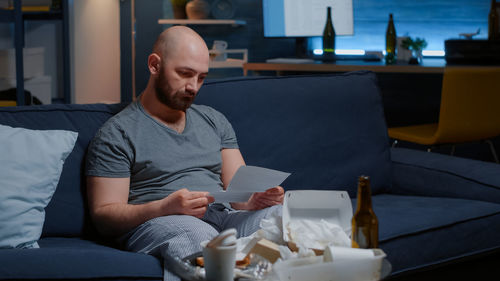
left=147, top=215, right=219, bottom=257
left=162, top=215, right=218, bottom=241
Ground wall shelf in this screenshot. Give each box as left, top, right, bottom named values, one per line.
left=22, top=11, right=63, bottom=20
left=0, top=9, right=63, bottom=23
left=158, top=19, right=246, bottom=26
left=0, top=9, right=63, bottom=21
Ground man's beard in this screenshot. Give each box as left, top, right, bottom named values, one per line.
left=154, top=69, right=195, bottom=111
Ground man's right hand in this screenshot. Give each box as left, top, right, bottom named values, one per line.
left=161, top=188, right=215, bottom=218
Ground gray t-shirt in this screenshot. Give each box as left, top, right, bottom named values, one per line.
left=86, top=100, right=239, bottom=204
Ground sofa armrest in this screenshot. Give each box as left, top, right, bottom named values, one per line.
left=390, top=147, right=500, bottom=204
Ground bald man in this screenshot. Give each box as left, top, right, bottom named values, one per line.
left=85, top=26, right=284, bottom=280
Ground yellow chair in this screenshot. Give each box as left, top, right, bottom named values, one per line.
left=388, top=67, right=500, bottom=163
left=0, top=101, right=17, bottom=107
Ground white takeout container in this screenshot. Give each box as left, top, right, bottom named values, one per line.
left=279, top=190, right=389, bottom=281
left=274, top=249, right=388, bottom=281
left=282, top=190, right=353, bottom=248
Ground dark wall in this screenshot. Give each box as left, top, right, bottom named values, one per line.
left=135, top=0, right=165, bottom=96
left=185, top=0, right=296, bottom=62
left=131, top=0, right=296, bottom=83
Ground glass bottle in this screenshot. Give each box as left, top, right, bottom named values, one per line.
left=352, top=175, right=379, bottom=249
left=489, top=0, right=499, bottom=40
left=385, top=14, right=397, bottom=64
left=323, top=6, right=336, bottom=57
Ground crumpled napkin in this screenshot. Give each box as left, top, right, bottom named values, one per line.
left=236, top=207, right=350, bottom=261
left=287, top=219, right=351, bottom=250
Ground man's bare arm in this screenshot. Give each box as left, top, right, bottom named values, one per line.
left=220, top=148, right=246, bottom=189
left=87, top=176, right=213, bottom=237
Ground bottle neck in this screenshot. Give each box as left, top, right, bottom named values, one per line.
left=327, top=7, right=332, bottom=21
left=356, top=183, right=373, bottom=211
left=387, top=15, right=396, bottom=35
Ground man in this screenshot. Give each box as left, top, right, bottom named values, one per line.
left=85, top=26, right=284, bottom=281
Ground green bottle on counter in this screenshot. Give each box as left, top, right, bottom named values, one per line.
left=323, top=6, right=336, bottom=57
left=385, top=14, right=397, bottom=64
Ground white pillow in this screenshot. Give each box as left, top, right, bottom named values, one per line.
left=0, top=124, right=78, bottom=249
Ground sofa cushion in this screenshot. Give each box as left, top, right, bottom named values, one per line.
left=373, top=194, right=500, bottom=274
left=0, top=103, right=127, bottom=238
left=390, top=147, right=500, bottom=204
left=0, top=237, right=162, bottom=280
left=196, top=72, right=392, bottom=197
left=0, top=125, right=77, bottom=249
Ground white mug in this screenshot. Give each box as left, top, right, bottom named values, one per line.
left=211, top=40, right=228, bottom=61
left=201, top=240, right=236, bottom=281
left=212, top=40, right=228, bottom=51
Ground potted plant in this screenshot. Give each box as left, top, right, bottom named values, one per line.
left=401, top=37, right=427, bottom=64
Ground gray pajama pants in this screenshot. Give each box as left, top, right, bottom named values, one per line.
left=118, top=203, right=282, bottom=281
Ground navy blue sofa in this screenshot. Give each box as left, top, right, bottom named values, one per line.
left=1, top=72, right=499, bottom=280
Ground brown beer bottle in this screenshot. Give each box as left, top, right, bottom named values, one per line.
left=352, top=175, right=379, bottom=248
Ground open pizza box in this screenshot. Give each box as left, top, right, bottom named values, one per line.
left=278, top=190, right=389, bottom=281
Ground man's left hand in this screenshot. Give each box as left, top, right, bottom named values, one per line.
left=231, top=186, right=284, bottom=211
